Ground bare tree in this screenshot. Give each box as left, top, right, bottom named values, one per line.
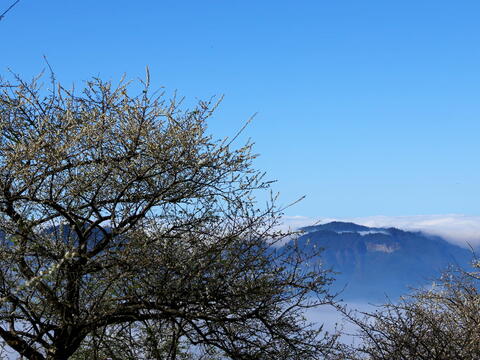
left=341, top=260, right=480, bottom=360
left=0, top=73, right=338, bottom=359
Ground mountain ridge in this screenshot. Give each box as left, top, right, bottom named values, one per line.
left=288, top=221, right=473, bottom=302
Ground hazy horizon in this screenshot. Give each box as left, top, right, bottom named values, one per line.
left=281, top=214, right=480, bottom=248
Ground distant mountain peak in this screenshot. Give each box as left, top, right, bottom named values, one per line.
left=301, top=221, right=375, bottom=233
left=289, top=220, right=472, bottom=302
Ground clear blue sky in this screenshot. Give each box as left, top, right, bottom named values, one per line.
left=2, top=1, right=480, bottom=218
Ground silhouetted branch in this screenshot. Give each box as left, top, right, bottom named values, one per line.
left=0, top=0, right=20, bottom=22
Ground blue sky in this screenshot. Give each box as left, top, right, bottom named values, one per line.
left=2, top=1, right=480, bottom=218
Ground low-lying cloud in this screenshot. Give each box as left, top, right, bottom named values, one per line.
left=282, top=214, right=480, bottom=248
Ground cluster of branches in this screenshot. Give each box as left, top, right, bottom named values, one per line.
left=338, top=259, right=480, bottom=360
left=0, top=73, right=341, bottom=359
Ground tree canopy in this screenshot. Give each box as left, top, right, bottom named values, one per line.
left=0, top=73, right=338, bottom=359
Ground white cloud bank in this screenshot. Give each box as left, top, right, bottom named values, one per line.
left=281, top=214, right=480, bottom=248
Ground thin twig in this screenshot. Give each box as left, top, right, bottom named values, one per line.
left=0, top=0, right=21, bottom=21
